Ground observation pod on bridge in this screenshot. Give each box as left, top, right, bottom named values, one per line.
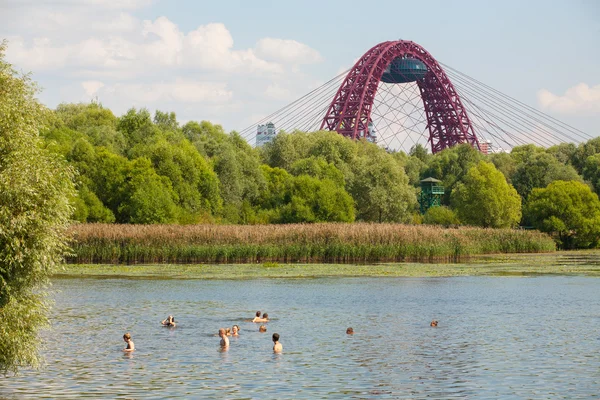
left=320, top=40, right=481, bottom=154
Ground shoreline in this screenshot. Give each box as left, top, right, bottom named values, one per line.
left=54, top=250, right=600, bottom=279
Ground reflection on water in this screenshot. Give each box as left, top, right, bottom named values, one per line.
left=1, top=277, right=599, bottom=399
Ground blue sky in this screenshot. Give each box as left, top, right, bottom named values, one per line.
left=1, top=0, right=598, bottom=139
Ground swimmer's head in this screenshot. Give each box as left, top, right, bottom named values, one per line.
left=225, top=328, right=231, bottom=335
left=123, top=333, right=131, bottom=341
left=272, top=333, right=280, bottom=342
left=430, top=320, right=438, bottom=327
left=346, top=327, right=354, bottom=334
left=256, top=311, right=261, bottom=317
left=262, top=313, right=268, bottom=319
left=232, top=325, right=239, bottom=333
left=259, top=325, right=267, bottom=333
left=219, top=328, right=225, bottom=337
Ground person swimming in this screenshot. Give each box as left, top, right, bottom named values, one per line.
left=253, top=312, right=269, bottom=323
left=219, top=328, right=229, bottom=348
left=259, top=325, right=267, bottom=333
left=123, top=333, right=135, bottom=352
left=161, top=315, right=176, bottom=327
left=225, top=327, right=232, bottom=337
left=232, top=325, right=240, bottom=336
left=272, top=333, right=282, bottom=353
left=430, top=320, right=438, bottom=327
left=346, top=327, right=354, bottom=334
left=252, top=311, right=262, bottom=323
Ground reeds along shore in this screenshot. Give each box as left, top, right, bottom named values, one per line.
left=67, top=223, right=556, bottom=264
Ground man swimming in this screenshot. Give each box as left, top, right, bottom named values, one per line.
left=430, top=320, right=439, bottom=327
left=259, top=325, right=267, bottom=333
left=219, top=328, right=229, bottom=348
left=346, top=327, right=354, bottom=334
left=161, top=315, right=176, bottom=327
left=123, top=333, right=135, bottom=352
left=272, top=333, right=282, bottom=353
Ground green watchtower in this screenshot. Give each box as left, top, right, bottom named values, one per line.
left=419, top=177, right=444, bottom=214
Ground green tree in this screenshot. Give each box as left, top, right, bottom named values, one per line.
left=117, top=158, right=178, bottom=224
left=525, top=180, right=600, bottom=249
left=451, top=161, right=521, bottom=228
left=349, top=142, right=416, bottom=222
left=409, top=143, right=431, bottom=163
left=0, top=42, right=75, bottom=374
left=279, top=175, right=355, bottom=223
left=582, top=154, right=600, bottom=195
left=422, top=143, right=483, bottom=203
left=423, top=206, right=460, bottom=227
left=511, top=152, right=582, bottom=200
left=572, top=137, right=600, bottom=173
left=488, top=152, right=516, bottom=184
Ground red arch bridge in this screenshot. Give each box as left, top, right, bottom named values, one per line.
left=240, top=40, right=592, bottom=154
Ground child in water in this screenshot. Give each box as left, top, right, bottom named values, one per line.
left=161, top=315, right=176, bottom=327
left=123, top=333, right=135, bottom=352
left=252, top=311, right=262, bottom=322
left=272, top=333, right=282, bottom=353
left=219, top=328, right=229, bottom=348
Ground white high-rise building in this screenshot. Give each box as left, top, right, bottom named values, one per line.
left=256, top=122, right=276, bottom=147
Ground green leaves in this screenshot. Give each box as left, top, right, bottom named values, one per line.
left=451, top=161, right=521, bottom=228
left=0, top=41, right=75, bottom=374
left=525, top=180, right=600, bottom=249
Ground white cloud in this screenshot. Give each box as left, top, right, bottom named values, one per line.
left=3, top=0, right=152, bottom=10
left=538, top=83, right=600, bottom=115
left=99, top=79, right=233, bottom=104
left=1, top=3, right=326, bottom=133
left=82, top=80, right=105, bottom=96
left=255, top=38, right=322, bottom=64
left=264, top=83, right=291, bottom=100
left=7, top=17, right=282, bottom=75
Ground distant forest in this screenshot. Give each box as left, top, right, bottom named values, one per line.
left=43, top=102, right=600, bottom=248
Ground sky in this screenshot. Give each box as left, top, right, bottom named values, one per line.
left=1, top=0, right=599, bottom=140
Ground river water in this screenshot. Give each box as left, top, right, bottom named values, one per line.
left=1, top=276, right=599, bottom=399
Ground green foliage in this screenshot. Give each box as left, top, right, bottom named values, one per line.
left=0, top=41, right=75, bottom=374
left=423, top=206, right=460, bottom=227
left=525, top=180, right=600, bottom=249
left=183, top=121, right=265, bottom=222
left=260, top=131, right=312, bottom=170
left=117, top=158, right=178, bottom=224
left=488, top=152, right=516, bottom=184
left=572, top=137, right=600, bottom=173
left=349, top=142, right=417, bottom=222
left=409, top=143, right=431, bottom=163
left=289, top=156, right=345, bottom=187
left=582, top=154, right=600, bottom=195
left=511, top=151, right=582, bottom=200
left=257, top=166, right=355, bottom=223
left=130, top=137, right=222, bottom=221
left=422, top=143, right=483, bottom=203
left=451, top=161, right=522, bottom=228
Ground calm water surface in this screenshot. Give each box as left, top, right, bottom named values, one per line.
left=1, top=276, right=599, bottom=399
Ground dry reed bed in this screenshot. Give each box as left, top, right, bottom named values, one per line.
left=67, top=223, right=556, bottom=264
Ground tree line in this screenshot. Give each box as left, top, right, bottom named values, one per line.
left=41, top=102, right=600, bottom=249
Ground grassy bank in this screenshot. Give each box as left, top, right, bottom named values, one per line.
left=67, top=223, right=556, bottom=264
left=56, top=251, right=600, bottom=279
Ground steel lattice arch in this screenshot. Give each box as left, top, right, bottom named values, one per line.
left=320, top=40, right=480, bottom=153
left=240, top=40, right=592, bottom=153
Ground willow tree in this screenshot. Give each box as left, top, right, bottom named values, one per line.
left=0, top=41, right=75, bottom=374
